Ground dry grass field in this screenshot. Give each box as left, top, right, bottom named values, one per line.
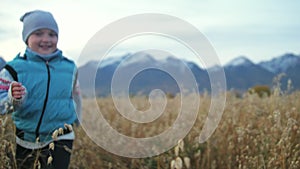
left=1, top=84, right=300, bottom=169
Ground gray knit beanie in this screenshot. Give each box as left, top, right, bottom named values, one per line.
left=20, top=10, right=59, bottom=43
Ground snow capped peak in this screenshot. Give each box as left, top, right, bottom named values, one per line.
left=259, top=53, right=300, bottom=73
left=207, top=64, right=223, bottom=72
left=84, top=60, right=99, bottom=69
left=85, top=52, right=300, bottom=73
left=120, top=52, right=157, bottom=66
left=98, top=54, right=129, bottom=68
left=225, top=56, right=253, bottom=67
left=162, top=56, right=186, bottom=65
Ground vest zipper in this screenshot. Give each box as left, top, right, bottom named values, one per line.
left=35, top=60, right=51, bottom=139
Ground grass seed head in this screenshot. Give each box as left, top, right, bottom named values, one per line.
left=177, top=139, right=184, bottom=152
left=49, top=142, right=55, bottom=151
left=47, top=156, right=53, bottom=165
left=58, top=127, right=64, bottom=135
left=183, top=157, right=191, bottom=169
left=175, top=157, right=183, bottom=169
left=174, top=145, right=180, bottom=156
left=170, top=159, right=176, bottom=169
left=36, top=137, right=40, bottom=143
left=52, top=130, right=58, bottom=140
left=64, top=123, right=73, bottom=131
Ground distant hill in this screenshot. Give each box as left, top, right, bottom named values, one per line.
left=78, top=52, right=300, bottom=96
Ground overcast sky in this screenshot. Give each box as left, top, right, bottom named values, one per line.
left=0, top=0, right=299, bottom=67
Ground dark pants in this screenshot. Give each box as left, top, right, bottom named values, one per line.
left=16, top=140, right=73, bottom=169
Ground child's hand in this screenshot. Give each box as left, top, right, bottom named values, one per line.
left=11, top=82, right=26, bottom=99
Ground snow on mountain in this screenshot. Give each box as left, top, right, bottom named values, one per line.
left=84, top=53, right=300, bottom=73
left=83, top=60, right=99, bottom=69
left=207, top=65, right=223, bottom=72
left=119, top=52, right=157, bottom=67
left=259, top=53, right=300, bottom=73
left=225, top=56, right=254, bottom=67
left=78, top=52, right=300, bottom=96
left=98, top=54, right=129, bottom=68
left=160, top=56, right=190, bottom=72
left=162, top=57, right=182, bottom=64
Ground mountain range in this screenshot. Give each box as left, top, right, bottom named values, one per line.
left=78, top=52, right=300, bottom=97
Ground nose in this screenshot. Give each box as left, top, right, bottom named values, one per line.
left=41, top=34, right=51, bottom=42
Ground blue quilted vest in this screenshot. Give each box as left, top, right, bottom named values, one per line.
left=8, top=50, right=77, bottom=142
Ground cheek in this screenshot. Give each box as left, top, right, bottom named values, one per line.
left=27, top=37, right=37, bottom=46
left=52, top=38, right=58, bottom=45
left=27, top=41, right=36, bottom=49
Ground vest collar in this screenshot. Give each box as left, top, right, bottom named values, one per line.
left=23, top=47, right=63, bottom=62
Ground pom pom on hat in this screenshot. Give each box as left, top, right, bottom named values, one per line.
left=20, top=10, right=59, bottom=43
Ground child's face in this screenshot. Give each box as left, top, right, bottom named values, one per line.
left=27, top=29, right=58, bottom=55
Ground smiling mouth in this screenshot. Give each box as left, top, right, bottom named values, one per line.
left=39, top=45, right=52, bottom=49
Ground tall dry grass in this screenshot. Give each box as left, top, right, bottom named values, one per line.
left=1, top=86, right=299, bottom=168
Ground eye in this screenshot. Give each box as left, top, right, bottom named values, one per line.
left=33, top=31, right=43, bottom=36
left=49, top=31, right=57, bottom=37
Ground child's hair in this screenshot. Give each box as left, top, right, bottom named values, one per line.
left=20, top=10, right=59, bottom=43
